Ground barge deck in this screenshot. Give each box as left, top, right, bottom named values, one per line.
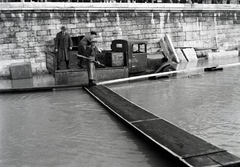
left=84, top=85, right=240, bottom=167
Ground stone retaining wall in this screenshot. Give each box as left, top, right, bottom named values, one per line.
left=0, top=3, right=240, bottom=76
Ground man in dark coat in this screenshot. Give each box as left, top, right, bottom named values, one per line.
left=55, top=26, right=73, bottom=70
left=77, top=31, right=97, bottom=68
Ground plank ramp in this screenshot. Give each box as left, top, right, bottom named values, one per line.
left=175, top=48, right=188, bottom=62
left=182, top=48, right=198, bottom=61
left=164, top=34, right=180, bottom=63
left=84, top=85, right=240, bottom=167
left=159, top=35, right=180, bottom=63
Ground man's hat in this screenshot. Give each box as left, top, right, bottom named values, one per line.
left=61, top=26, right=66, bottom=30
left=90, top=31, right=97, bottom=35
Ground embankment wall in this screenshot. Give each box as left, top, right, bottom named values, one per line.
left=1, top=3, right=240, bottom=76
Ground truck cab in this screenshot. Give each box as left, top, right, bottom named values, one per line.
left=111, top=39, right=177, bottom=76
left=111, top=39, right=148, bottom=74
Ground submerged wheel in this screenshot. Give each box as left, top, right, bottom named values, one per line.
left=162, top=66, right=176, bottom=77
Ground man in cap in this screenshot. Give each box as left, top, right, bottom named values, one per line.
left=77, top=31, right=97, bottom=68
left=86, top=38, right=101, bottom=86
left=55, top=26, right=73, bottom=70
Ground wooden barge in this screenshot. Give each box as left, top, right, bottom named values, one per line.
left=84, top=85, right=240, bottom=167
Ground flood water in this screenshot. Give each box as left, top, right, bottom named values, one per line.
left=0, top=89, right=176, bottom=167
left=1, top=65, right=240, bottom=166
left=110, top=66, right=240, bottom=158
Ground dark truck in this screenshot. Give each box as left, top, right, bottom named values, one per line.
left=109, top=39, right=177, bottom=77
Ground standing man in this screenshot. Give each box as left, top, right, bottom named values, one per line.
left=86, top=39, right=101, bottom=86
left=77, top=31, right=97, bottom=68
left=55, top=26, right=73, bottom=70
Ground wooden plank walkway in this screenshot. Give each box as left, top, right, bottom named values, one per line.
left=84, top=85, right=240, bottom=167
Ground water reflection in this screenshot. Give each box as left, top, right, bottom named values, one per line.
left=110, top=66, right=240, bottom=157
left=0, top=89, right=176, bottom=167
left=176, top=56, right=240, bottom=71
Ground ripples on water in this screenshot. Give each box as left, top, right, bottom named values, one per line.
left=0, top=89, right=176, bottom=167
left=110, top=66, right=240, bottom=157
left=1, top=66, right=240, bottom=166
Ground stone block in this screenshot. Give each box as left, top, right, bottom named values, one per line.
left=4, top=22, right=14, bottom=27
left=0, top=44, right=8, bottom=49
left=0, top=33, right=7, bottom=39
left=8, top=43, right=17, bottom=49
left=16, top=32, right=27, bottom=38
left=42, top=25, right=56, bottom=30
left=9, top=62, right=33, bottom=80
left=132, top=30, right=141, bottom=35
left=66, top=24, right=76, bottom=29
left=202, top=0, right=211, bottom=3
left=37, top=30, right=47, bottom=36
left=177, top=32, right=185, bottom=37
left=185, top=31, right=194, bottom=40
left=14, top=48, right=25, bottom=54
left=29, top=42, right=38, bottom=47
left=32, top=25, right=42, bottom=31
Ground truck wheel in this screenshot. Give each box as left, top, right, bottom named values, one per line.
left=162, top=66, right=176, bottom=77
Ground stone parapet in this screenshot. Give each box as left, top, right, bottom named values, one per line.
left=1, top=3, right=240, bottom=10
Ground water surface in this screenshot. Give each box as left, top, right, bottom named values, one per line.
left=110, top=66, right=240, bottom=157
left=0, top=89, right=176, bottom=167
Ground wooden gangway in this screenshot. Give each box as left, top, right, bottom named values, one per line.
left=84, top=85, right=240, bottom=167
